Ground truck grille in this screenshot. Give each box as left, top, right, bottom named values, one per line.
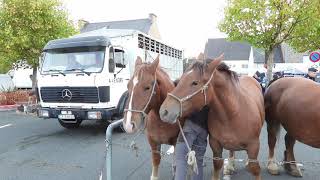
left=40, top=87, right=99, bottom=103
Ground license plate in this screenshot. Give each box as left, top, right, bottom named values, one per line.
left=61, top=111, right=72, bottom=115
left=58, top=114, right=75, bottom=119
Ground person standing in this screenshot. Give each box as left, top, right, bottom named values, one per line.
left=174, top=106, right=209, bottom=180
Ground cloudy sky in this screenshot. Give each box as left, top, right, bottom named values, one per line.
left=62, top=0, right=227, bottom=57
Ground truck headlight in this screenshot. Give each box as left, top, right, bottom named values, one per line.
left=88, top=111, right=102, bottom=120
left=39, top=110, right=49, bottom=118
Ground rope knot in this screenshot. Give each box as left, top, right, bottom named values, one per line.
left=130, top=141, right=139, bottom=157
left=187, top=150, right=198, bottom=174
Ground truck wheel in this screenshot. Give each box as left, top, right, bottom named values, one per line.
left=58, top=119, right=82, bottom=129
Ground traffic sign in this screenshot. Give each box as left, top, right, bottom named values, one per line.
left=309, top=52, right=320, bottom=63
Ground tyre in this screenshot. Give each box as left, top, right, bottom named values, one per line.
left=58, top=119, right=82, bottom=129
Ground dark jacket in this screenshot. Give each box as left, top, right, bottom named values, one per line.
left=305, top=74, right=315, bottom=81
left=188, top=106, right=209, bottom=130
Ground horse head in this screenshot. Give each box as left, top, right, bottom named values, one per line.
left=123, top=55, right=160, bottom=133
left=159, top=54, right=224, bottom=124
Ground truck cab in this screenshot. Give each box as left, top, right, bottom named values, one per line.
left=38, top=35, right=129, bottom=128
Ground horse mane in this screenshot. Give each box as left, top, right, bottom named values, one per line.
left=187, top=60, right=239, bottom=81
left=216, top=62, right=239, bottom=81
left=138, top=62, right=173, bottom=83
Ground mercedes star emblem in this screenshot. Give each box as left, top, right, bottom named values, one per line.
left=61, top=89, right=72, bottom=101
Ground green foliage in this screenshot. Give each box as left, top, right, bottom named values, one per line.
left=219, top=0, right=320, bottom=53
left=0, top=0, right=78, bottom=70
left=0, top=56, right=11, bottom=73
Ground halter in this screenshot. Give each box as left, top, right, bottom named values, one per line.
left=167, top=72, right=214, bottom=118
left=124, top=73, right=157, bottom=127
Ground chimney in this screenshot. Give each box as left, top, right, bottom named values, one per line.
left=149, top=13, right=157, bottom=23
left=78, top=19, right=89, bottom=30
left=197, top=53, right=205, bottom=61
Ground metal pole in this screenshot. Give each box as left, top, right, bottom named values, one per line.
left=106, top=119, right=123, bottom=180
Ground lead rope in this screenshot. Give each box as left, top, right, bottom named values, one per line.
left=177, top=119, right=198, bottom=175
left=124, top=73, right=157, bottom=156
left=168, top=72, right=214, bottom=118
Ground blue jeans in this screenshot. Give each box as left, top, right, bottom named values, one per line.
left=175, top=120, right=208, bottom=180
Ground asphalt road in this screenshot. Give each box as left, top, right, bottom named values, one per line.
left=0, top=111, right=319, bottom=180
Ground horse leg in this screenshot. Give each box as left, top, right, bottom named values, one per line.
left=266, top=120, right=280, bottom=175
left=223, top=150, right=236, bottom=176
left=246, top=141, right=261, bottom=180
left=284, top=133, right=302, bottom=177
left=148, top=138, right=161, bottom=180
left=209, top=137, right=223, bottom=180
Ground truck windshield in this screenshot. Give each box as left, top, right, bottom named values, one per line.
left=41, top=46, right=105, bottom=74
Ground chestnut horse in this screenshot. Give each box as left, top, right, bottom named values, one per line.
left=159, top=55, right=264, bottom=180
left=123, top=56, right=185, bottom=180
left=265, top=77, right=320, bottom=177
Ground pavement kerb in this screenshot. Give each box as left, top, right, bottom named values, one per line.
left=0, top=104, right=18, bottom=112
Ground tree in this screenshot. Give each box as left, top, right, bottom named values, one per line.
left=219, top=0, right=320, bottom=82
left=0, top=57, right=11, bottom=74
left=0, top=0, right=77, bottom=88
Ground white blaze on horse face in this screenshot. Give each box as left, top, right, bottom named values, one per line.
left=186, top=69, right=193, bottom=75
left=125, top=76, right=139, bottom=133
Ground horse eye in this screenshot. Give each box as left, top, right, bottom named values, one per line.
left=192, top=81, right=199, bottom=86
left=144, top=86, right=151, bottom=91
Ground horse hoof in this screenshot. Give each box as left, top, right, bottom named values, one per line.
left=223, top=159, right=235, bottom=175
left=267, top=161, right=280, bottom=175
left=150, top=176, right=159, bottom=180
left=223, top=166, right=235, bottom=175
left=284, top=164, right=303, bottom=177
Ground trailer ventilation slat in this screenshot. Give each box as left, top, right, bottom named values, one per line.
left=138, top=34, right=182, bottom=59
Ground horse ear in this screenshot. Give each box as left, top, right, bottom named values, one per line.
left=149, top=54, right=160, bottom=72
left=135, top=56, right=143, bottom=67
left=197, top=53, right=205, bottom=61
left=208, top=53, right=224, bottom=73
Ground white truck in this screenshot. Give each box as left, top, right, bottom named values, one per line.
left=37, top=28, right=183, bottom=128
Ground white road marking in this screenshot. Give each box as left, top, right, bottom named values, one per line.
left=99, top=172, right=103, bottom=180
left=166, top=145, right=175, bottom=155
left=0, top=124, right=12, bottom=129
left=125, top=76, right=139, bottom=132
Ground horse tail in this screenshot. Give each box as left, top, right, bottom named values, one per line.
left=264, top=84, right=281, bottom=147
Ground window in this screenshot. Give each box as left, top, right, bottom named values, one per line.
left=42, top=46, right=105, bottom=74
left=242, top=64, right=248, bottom=68
left=114, top=49, right=126, bottom=68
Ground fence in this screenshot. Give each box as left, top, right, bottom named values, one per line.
left=104, top=121, right=320, bottom=180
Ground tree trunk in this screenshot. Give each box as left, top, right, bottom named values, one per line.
left=266, top=48, right=275, bottom=85
left=31, top=66, right=37, bottom=91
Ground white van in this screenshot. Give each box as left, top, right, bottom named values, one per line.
left=10, top=68, right=33, bottom=89
left=37, top=28, right=183, bottom=128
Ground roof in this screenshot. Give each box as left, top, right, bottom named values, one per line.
left=43, top=36, right=111, bottom=51
left=80, top=18, right=152, bottom=34
left=204, top=38, right=284, bottom=63
left=204, top=38, right=251, bottom=60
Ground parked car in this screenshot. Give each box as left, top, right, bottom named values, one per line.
left=0, top=74, right=15, bottom=92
